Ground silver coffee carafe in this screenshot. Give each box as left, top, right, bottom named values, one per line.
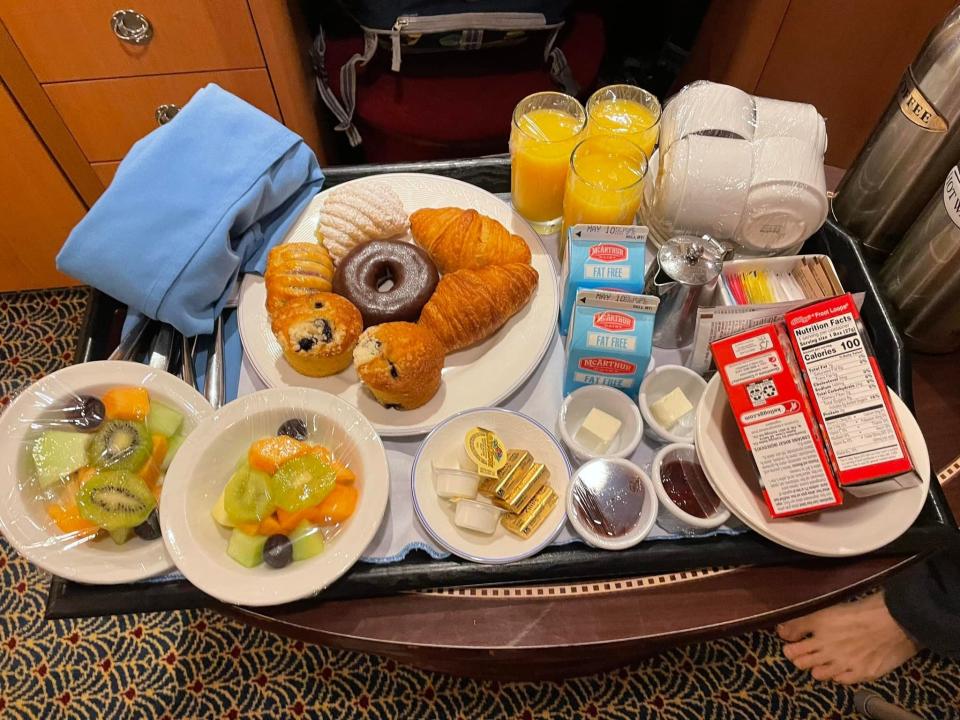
left=879, top=165, right=960, bottom=353
left=833, top=4, right=960, bottom=262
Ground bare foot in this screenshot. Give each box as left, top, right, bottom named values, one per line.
left=776, top=591, right=920, bottom=685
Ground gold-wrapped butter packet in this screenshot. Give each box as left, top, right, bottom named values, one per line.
left=493, top=462, right=550, bottom=513
left=463, top=427, right=507, bottom=479
left=478, top=449, right=533, bottom=500
left=502, top=484, right=558, bottom=539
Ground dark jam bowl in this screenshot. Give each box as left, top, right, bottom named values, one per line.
left=651, top=442, right=731, bottom=534
left=566, top=457, right=658, bottom=551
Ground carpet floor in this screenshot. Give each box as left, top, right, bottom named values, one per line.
left=1, top=287, right=958, bottom=720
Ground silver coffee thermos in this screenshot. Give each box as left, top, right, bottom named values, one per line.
left=833, top=5, right=960, bottom=262
left=879, top=165, right=960, bottom=353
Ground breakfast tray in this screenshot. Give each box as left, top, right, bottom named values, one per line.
left=45, top=157, right=959, bottom=619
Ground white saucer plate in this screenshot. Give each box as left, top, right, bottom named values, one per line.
left=695, top=374, right=930, bottom=557
left=238, top=173, right=559, bottom=437
left=411, top=408, right=571, bottom=564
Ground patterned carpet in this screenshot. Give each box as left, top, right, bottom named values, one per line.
left=1, top=287, right=959, bottom=720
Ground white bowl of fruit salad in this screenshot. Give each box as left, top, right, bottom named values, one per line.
left=160, top=387, right=389, bottom=607
left=0, top=361, right=212, bottom=584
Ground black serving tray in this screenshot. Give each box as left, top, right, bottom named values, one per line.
left=46, top=157, right=959, bottom=619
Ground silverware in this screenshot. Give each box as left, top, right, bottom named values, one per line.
left=204, top=315, right=225, bottom=409
left=179, top=333, right=197, bottom=389
left=146, top=324, right=175, bottom=371
left=107, top=315, right=151, bottom=361
left=203, top=281, right=240, bottom=409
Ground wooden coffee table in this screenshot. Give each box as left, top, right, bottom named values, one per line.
left=48, top=157, right=959, bottom=680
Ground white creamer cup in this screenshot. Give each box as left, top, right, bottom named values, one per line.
left=654, top=134, right=753, bottom=239
left=735, top=136, right=828, bottom=253
left=753, top=96, right=828, bottom=155
left=659, top=81, right=756, bottom=154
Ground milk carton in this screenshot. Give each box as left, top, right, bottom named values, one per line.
left=559, top=224, right=648, bottom=336
left=564, top=290, right=659, bottom=396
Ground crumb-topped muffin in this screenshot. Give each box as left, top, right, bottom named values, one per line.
left=271, top=293, right=362, bottom=377
left=353, top=323, right=445, bottom=409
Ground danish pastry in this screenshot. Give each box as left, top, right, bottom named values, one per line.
left=263, top=242, right=334, bottom=317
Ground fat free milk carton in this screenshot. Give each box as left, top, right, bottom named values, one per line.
left=559, top=224, right=648, bottom=336
left=564, top=290, right=659, bottom=396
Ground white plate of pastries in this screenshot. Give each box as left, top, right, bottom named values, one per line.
left=237, top=173, right=559, bottom=437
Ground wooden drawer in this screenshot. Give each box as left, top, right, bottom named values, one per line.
left=45, top=69, right=281, bottom=162
left=0, top=0, right=264, bottom=83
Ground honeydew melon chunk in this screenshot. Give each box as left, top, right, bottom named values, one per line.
left=161, top=434, right=186, bottom=470
left=211, top=490, right=234, bottom=528
left=227, top=529, right=266, bottom=568
left=147, top=402, right=183, bottom=438
left=290, top=521, right=325, bottom=562
left=32, top=431, right=91, bottom=489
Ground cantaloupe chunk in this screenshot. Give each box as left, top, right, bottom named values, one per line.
left=138, top=434, right=169, bottom=490
left=102, top=386, right=150, bottom=421
left=247, top=436, right=309, bottom=474
left=306, top=484, right=358, bottom=525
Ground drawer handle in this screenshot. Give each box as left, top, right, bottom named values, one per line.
left=155, top=104, right=181, bottom=126
left=111, top=9, right=153, bottom=45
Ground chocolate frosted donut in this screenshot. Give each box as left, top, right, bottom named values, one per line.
left=333, top=240, right=440, bottom=328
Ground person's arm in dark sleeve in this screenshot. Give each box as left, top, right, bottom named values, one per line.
left=885, top=537, right=960, bottom=659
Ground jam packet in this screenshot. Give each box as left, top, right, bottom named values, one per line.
left=564, top=290, right=658, bottom=396
left=559, top=224, right=648, bottom=336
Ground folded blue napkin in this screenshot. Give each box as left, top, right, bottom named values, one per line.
left=58, top=84, right=324, bottom=337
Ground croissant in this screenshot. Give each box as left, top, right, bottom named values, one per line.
left=418, top=263, right=539, bottom=353
left=410, top=207, right=532, bottom=272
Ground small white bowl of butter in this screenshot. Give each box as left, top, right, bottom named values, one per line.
left=558, top=385, right=644, bottom=464
left=638, top=365, right=707, bottom=444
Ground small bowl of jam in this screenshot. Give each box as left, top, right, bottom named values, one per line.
left=565, top=458, right=658, bottom=550
left=651, top=443, right=729, bottom=533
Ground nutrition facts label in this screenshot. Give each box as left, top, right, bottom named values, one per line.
left=791, top=312, right=904, bottom=471
left=744, top=413, right=838, bottom=514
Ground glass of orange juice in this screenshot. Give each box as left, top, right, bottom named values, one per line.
left=560, top=135, right=648, bottom=256
left=510, top=92, right=586, bottom=234
left=586, top=85, right=661, bottom=159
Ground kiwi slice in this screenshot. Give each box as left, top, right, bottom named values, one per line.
left=77, top=470, right=156, bottom=531
left=269, top=456, right=336, bottom=512
left=223, top=464, right=273, bottom=525
left=87, top=420, right=151, bottom=472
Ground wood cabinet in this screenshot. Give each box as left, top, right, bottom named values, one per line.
left=0, top=81, right=85, bottom=291
left=0, top=0, right=326, bottom=291
left=677, top=0, right=957, bottom=168
left=0, top=0, right=264, bottom=82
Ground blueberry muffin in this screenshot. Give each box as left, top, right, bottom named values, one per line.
left=353, top=322, right=445, bottom=409
left=271, top=293, right=362, bottom=377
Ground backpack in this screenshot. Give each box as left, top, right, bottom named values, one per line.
left=312, top=0, right=577, bottom=146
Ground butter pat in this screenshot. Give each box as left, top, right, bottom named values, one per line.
left=650, top=387, right=694, bottom=430
left=575, top=408, right=623, bottom=454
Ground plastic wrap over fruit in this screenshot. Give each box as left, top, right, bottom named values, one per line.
left=0, top=361, right=212, bottom=584
left=154, top=383, right=388, bottom=605
left=640, top=80, right=829, bottom=257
